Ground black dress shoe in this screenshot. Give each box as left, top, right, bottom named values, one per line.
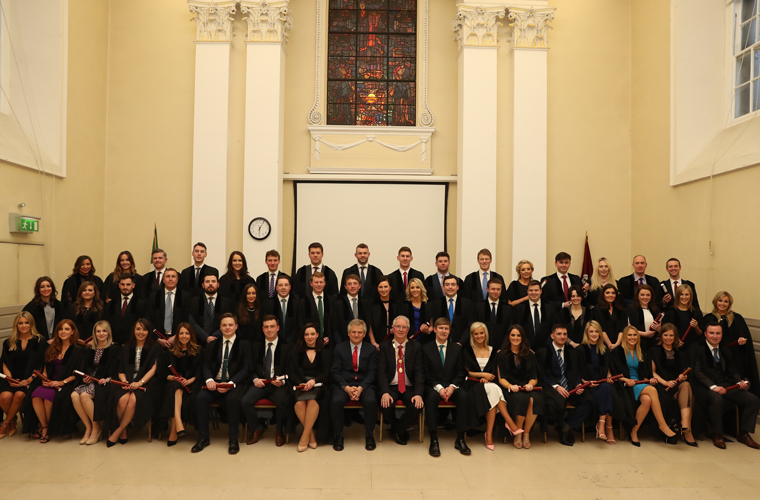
left=228, top=441, right=240, bottom=454
left=664, top=434, right=678, bottom=445
left=365, top=432, right=376, bottom=451
left=191, top=438, right=210, bottom=453
left=118, top=438, right=128, bottom=445
left=429, top=439, right=441, bottom=457
left=390, top=429, right=407, bottom=446
left=167, top=440, right=177, bottom=447
left=454, top=438, right=471, bottom=455
left=566, top=431, right=575, bottom=444
left=558, top=431, right=574, bottom=446
left=106, top=438, right=117, bottom=448
left=333, top=433, right=345, bottom=451
left=629, top=436, right=641, bottom=447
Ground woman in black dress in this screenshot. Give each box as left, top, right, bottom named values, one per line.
left=368, top=278, right=400, bottom=349
left=506, top=260, right=533, bottom=307
left=663, top=284, right=703, bottom=350
left=401, top=278, right=433, bottom=344
left=61, top=255, right=104, bottom=307
left=561, top=285, right=589, bottom=346
left=592, top=283, right=627, bottom=351
left=106, top=318, right=160, bottom=446
left=22, top=276, right=65, bottom=341
left=579, top=320, right=615, bottom=444
left=649, top=323, right=696, bottom=446
left=71, top=320, right=119, bottom=445
left=626, top=284, right=661, bottom=353
left=26, top=319, right=84, bottom=442
left=0, top=312, right=46, bottom=438
left=219, top=251, right=255, bottom=303
left=497, top=325, right=542, bottom=449
left=236, top=283, right=262, bottom=343
left=102, top=251, right=141, bottom=303
left=289, top=323, right=332, bottom=452
left=463, top=322, right=522, bottom=450
left=161, top=323, right=203, bottom=447
left=65, top=281, right=104, bottom=346
left=587, top=257, right=617, bottom=309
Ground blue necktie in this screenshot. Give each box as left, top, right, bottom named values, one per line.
left=448, top=298, right=454, bottom=322
left=482, top=272, right=488, bottom=300
left=557, top=348, right=568, bottom=389
left=712, top=348, right=720, bottom=364
left=439, top=344, right=445, bottom=365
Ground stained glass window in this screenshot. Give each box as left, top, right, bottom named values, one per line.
left=327, top=0, right=417, bottom=126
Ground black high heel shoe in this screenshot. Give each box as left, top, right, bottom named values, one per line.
left=118, top=437, right=128, bottom=444
left=664, top=434, right=678, bottom=445
left=629, top=431, right=640, bottom=447
left=167, top=439, right=178, bottom=447
left=682, top=428, right=698, bottom=447
left=107, top=438, right=117, bottom=448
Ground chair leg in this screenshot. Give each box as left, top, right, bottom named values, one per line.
left=379, top=412, right=384, bottom=442
left=147, top=420, right=152, bottom=443
left=543, top=431, right=547, bottom=444
left=581, top=422, right=585, bottom=443
left=419, top=411, right=424, bottom=443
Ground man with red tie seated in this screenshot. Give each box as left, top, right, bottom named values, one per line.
left=387, top=246, right=425, bottom=303
left=617, top=255, right=662, bottom=306
left=255, top=250, right=290, bottom=301
left=241, top=315, right=292, bottom=447
left=430, top=275, right=475, bottom=345
left=660, top=258, right=700, bottom=312
left=104, top=274, right=148, bottom=345
left=331, top=319, right=378, bottom=451
left=193, top=313, right=251, bottom=454
left=378, top=315, right=424, bottom=445
left=422, top=318, right=470, bottom=457
left=691, top=322, right=760, bottom=449
left=463, top=249, right=505, bottom=303
left=540, top=252, right=589, bottom=309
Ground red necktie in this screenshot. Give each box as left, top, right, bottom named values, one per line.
left=156, top=271, right=161, bottom=286
left=674, top=280, right=678, bottom=291
left=561, top=275, right=569, bottom=301
left=403, top=271, right=408, bottom=289
left=352, top=345, right=358, bottom=379
left=121, top=297, right=129, bottom=317
left=397, top=344, right=406, bottom=393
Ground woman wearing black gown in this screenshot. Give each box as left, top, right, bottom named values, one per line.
left=401, top=278, right=433, bottom=344
left=161, top=323, right=203, bottom=446
left=236, top=283, right=262, bottom=343
left=102, top=251, right=141, bottom=303
left=506, top=260, right=533, bottom=307
left=626, top=284, right=662, bottom=353
left=106, top=318, right=160, bottom=446
left=22, top=276, right=65, bottom=341
left=578, top=321, right=615, bottom=444
left=663, top=284, right=703, bottom=350
left=561, top=285, right=589, bottom=346
left=0, top=312, right=46, bottom=439
left=592, top=284, right=627, bottom=351
left=71, top=320, right=119, bottom=445
left=61, top=255, right=104, bottom=307
left=368, top=278, right=400, bottom=349
left=219, top=251, right=255, bottom=303
left=587, top=257, right=617, bottom=309
left=64, top=281, right=104, bottom=346
left=289, top=323, right=332, bottom=452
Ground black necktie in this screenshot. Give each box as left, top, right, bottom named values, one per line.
left=491, top=302, right=497, bottom=321
left=533, top=303, right=541, bottom=334
left=264, top=342, right=274, bottom=378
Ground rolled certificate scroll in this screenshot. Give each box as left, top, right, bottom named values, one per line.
left=665, top=367, right=691, bottom=391
left=649, top=313, right=665, bottom=329
left=153, top=329, right=169, bottom=341
left=725, top=380, right=750, bottom=392
left=568, top=374, right=623, bottom=395
left=409, top=322, right=430, bottom=341
left=293, top=382, right=323, bottom=391
left=74, top=370, right=147, bottom=391
left=202, top=382, right=235, bottom=390
left=0, top=373, right=22, bottom=385
left=680, top=324, right=693, bottom=342
left=77, top=336, right=92, bottom=346
left=33, top=370, right=61, bottom=391
left=262, top=375, right=288, bottom=385
left=168, top=365, right=191, bottom=393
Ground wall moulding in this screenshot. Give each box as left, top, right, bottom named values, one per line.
left=240, top=0, right=293, bottom=43
left=452, top=5, right=506, bottom=49
left=188, top=0, right=237, bottom=42
left=507, top=6, right=555, bottom=49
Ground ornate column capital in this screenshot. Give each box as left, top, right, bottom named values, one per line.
left=240, top=0, right=293, bottom=43
left=507, top=7, right=555, bottom=49
left=451, top=5, right=506, bottom=50
left=188, top=1, right=236, bottom=42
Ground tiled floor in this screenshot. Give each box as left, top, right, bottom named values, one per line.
left=1, top=425, right=758, bottom=499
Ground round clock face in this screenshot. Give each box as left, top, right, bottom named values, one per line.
left=248, top=217, right=271, bottom=240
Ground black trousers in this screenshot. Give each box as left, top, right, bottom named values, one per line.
left=331, top=386, right=377, bottom=435
left=381, top=386, right=421, bottom=436
left=544, top=386, right=594, bottom=432
left=424, top=387, right=468, bottom=433
left=195, top=386, right=244, bottom=442
left=699, top=387, right=760, bottom=435
left=241, top=384, right=292, bottom=434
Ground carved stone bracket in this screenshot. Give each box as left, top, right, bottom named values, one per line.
left=507, top=7, right=555, bottom=49
left=240, top=0, right=293, bottom=43
left=452, top=5, right=505, bottom=49
left=188, top=0, right=237, bottom=42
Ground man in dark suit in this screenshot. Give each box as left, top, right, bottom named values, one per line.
left=179, top=242, right=219, bottom=295
left=148, top=268, right=187, bottom=347
left=377, top=315, right=424, bottom=445
left=293, top=242, right=340, bottom=298
left=262, top=275, right=302, bottom=343
left=424, top=251, right=463, bottom=300
left=422, top=318, right=470, bottom=456
left=334, top=274, right=372, bottom=344
left=142, top=248, right=168, bottom=297
left=660, top=258, right=700, bottom=311
left=463, top=249, right=505, bottom=303
left=475, top=277, right=512, bottom=350
left=430, top=275, right=475, bottom=344
left=691, top=322, right=760, bottom=449
left=617, top=255, right=662, bottom=305
left=331, top=319, right=378, bottom=451
left=387, top=246, right=425, bottom=303
left=255, top=250, right=290, bottom=300
left=104, top=273, right=148, bottom=345
left=515, top=280, right=559, bottom=348
left=540, top=252, right=589, bottom=309
left=537, top=324, right=594, bottom=446
left=193, top=313, right=251, bottom=454
left=241, top=315, right=292, bottom=447
left=341, top=243, right=384, bottom=300
left=297, top=272, right=338, bottom=346
left=187, top=274, right=234, bottom=344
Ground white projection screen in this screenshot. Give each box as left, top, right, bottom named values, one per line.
left=292, top=182, right=448, bottom=277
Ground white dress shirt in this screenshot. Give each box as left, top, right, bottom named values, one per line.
left=208, top=334, right=237, bottom=385
left=390, top=339, right=408, bottom=386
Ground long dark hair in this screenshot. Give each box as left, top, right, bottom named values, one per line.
left=33, top=276, right=58, bottom=306
left=223, top=251, right=250, bottom=280
left=294, top=323, right=323, bottom=352
left=74, top=281, right=104, bottom=316
left=633, top=284, right=659, bottom=315
left=500, top=324, right=530, bottom=358
left=45, top=319, right=79, bottom=363
left=112, top=251, right=136, bottom=280
left=238, top=283, right=261, bottom=325
left=597, top=283, right=624, bottom=311
left=170, top=322, right=201, bottom=357
left=70, top=255, right=96, bottom=278
left=126, top=318, right=155, bottom=349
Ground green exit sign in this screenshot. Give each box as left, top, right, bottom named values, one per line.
left=9, top=214, right=41, bottom=233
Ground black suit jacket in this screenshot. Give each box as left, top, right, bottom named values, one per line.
left=540, top=273, right=583, bottom=308
left=250, top=339, right=291, bottom=380
left=262, top=295, right=303, bottom=344
left=463, top=270, right=505, bottom=302
left=187, top=294, right=234, bottom=343
left=202, top=336, right=250, bottom=385
left=142, top=270, right=166, bottom=297
left=422, top=341, right=465, bottom=390
left=294, top=265, right=340, bottom=299
left=515, top=300, right=559, bottom=348
left=103, top=295, right=148, bottom=345
left=691, top=341, right=741, bottom=389
left=218, top=274, right=254, bottom=303
left=387, top=268, right=425, bottom=303
left=474, top=299, right=513, bottom=350
left=377, top=339, right=424, bottom=397
left=255, top=271, right=290, bottom=300
left=429, top=296, right=475, bottom=344
left=660, top=279, right=700, bottom=312
left=341, top=264, right=384, bottom=300
left=331, top=341, right=377, bottom=390
left=537, top=344, right=584, bottom=389
left=617, top=274, right=662, bottom=305
left=424, top=274, right=464, bottom=301
left=333, top=294, right=372, bottom=344
left=297, top=293, right=339, bottom=345
left=179, top=264, right=219, bottom=295
left=148, top=288, right=188, bottom=336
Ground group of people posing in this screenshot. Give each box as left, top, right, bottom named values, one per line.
left=1, top=243, right=758, bottom=456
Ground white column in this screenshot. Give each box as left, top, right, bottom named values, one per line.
left=240, top=1, right=292, bottom=265
left=508, top=6, right=554, bottom=278
left=188, top=0, right=236, bottom=271
left=452, top=6, right=504, bottom=277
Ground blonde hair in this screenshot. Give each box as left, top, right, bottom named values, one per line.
left=711, top=291, right=735, bottom=326
left=8, top=312, right=44, bottom=351
left=90, top=320, right=114, bottom=350
left=581, top=320, right=606, bottom=355
left=591, top=257, right=617, bottom=291
left=621, top=325, right=643, bottom=362
left=469, top=322, right=489, bottom=350
left=405, top=278, right=428, bottom=303
left=674, top=284, right=694, bottom=312
left=514, top=260, right=534, bottom=280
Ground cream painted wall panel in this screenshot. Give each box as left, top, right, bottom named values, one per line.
left=0, top=245, right=21, bottom=306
